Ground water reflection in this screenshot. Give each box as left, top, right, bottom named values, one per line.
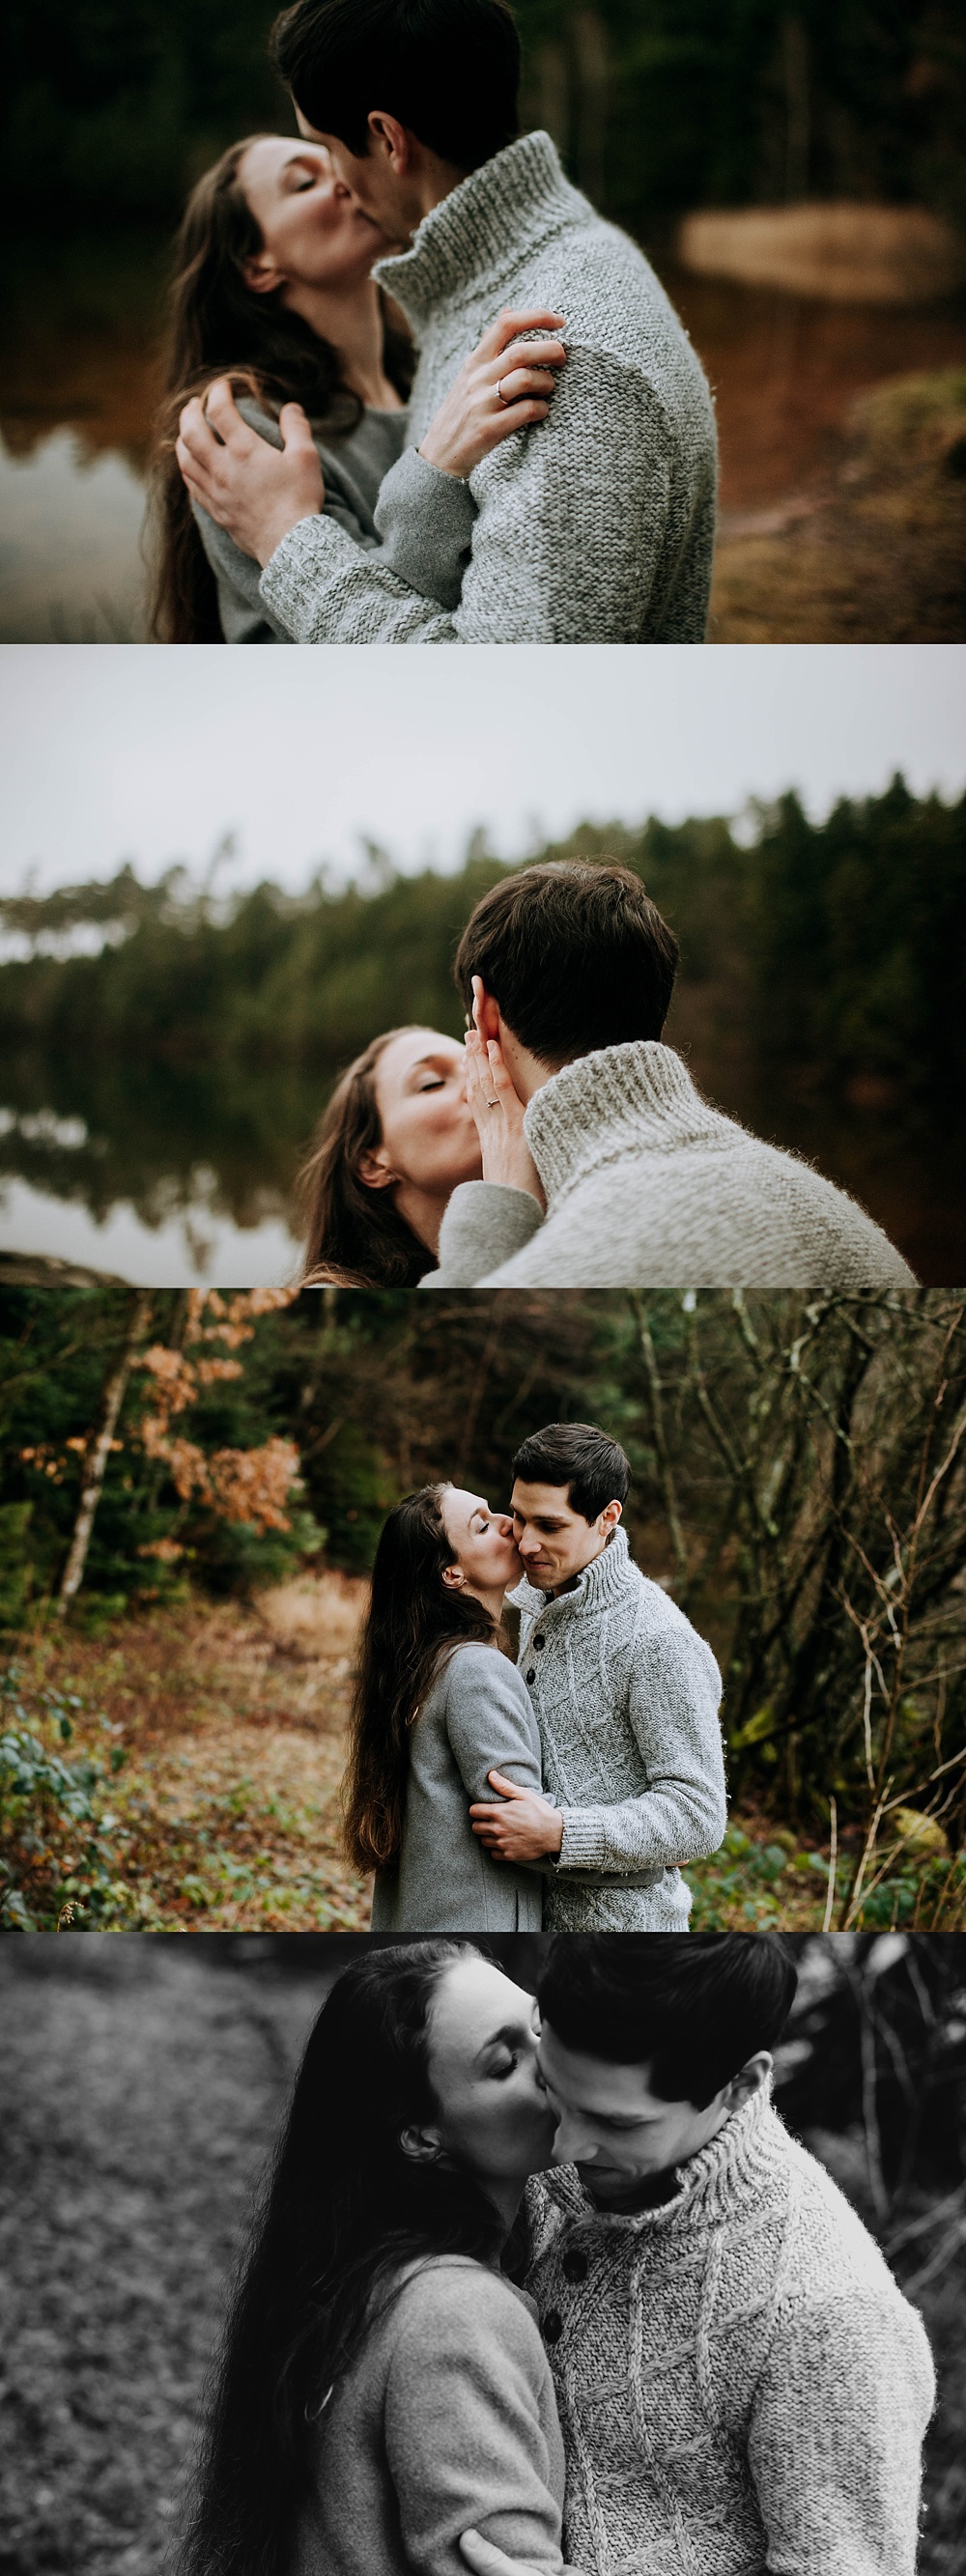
left=2, top=225, right=965, bottom=639
left=0, top=1047, right=961, bottom=1287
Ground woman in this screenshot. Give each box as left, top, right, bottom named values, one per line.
left=180, top=1942, right=570, bottom=2576
left=299, top=1019, right=538, bottom=1287
left=150, top=133, right=566, bottom=640
left=345, top=1483, right=548, bottom=1931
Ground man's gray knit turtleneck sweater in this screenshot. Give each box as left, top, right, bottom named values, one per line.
left=260, top=131, right=717, bottom=643
left=526, top=2084, right=935, bottom=2576
left=508, top=1527, right=726, bottom=1930
left=426, top=1042, right=918, bottom=1288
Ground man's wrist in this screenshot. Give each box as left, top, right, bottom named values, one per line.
left=257, top=506, right=322, bottom=570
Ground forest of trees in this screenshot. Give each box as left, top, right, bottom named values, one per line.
left=3, top=1, right=965, bottom=230
left=1, top=780, right=963, bottom=1256
left=3, top=1282, right=965, bottom=1891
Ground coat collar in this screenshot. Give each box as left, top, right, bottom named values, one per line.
left=522, top=1042, right=732, bottom=1204
left=508, top=1523, right=636, bottom=1621
left=374, top=130, right=586, bottom=324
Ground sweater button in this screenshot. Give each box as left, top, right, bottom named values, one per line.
left=526, top=1668, right=536, bottom=1684
left=543, top=2308, right=563, bottom=2343
left=534, top=1635, right=545, bottom=1648
left=561, top=2249, right=587, bottom=2282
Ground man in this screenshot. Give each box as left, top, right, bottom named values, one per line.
left=175, top=0, right=718, bottom=643
left=425, top=859, right=917, bottom=1287
left=463, top=1935, right=936, bottom=2576
left=469, top=1423, right=727, bottom=1928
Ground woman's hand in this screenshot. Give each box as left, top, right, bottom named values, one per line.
left=465, top=1026, right=545, bottom=1205
left=469, top=1774, right=564, bottom=1862
left=419, top=308, right=567, bottom=480
left=176, top=380, right=325, bottom=564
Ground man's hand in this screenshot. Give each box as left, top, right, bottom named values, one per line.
left=176, top=380, right=325, bottom=566
left=469, top=1773, right=564, bottom=1861
left=461, top=2534, right=552, bottom=2576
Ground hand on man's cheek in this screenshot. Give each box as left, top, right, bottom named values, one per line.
left=176, top=381, right=325, bottom=566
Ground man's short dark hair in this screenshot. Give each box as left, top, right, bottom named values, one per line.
left=538, top=1935, right=798, bottom=2109
left=270, top=0, right=520, bottom=170
left=454, top=861, right=680, bottom=1068
left=511, top=1423, right=630, bottom=1523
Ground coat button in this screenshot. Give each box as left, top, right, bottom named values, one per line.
left=561, top=2249, right=587, bottom=2282
left=526, top=1669, right=536, bottom=1684
left=543, top=2308, right=562, bottom=2343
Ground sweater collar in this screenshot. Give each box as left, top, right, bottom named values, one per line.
left=522, top=1043, right=726, bottom=1204
left=508, top=1523, right=635, bottom=1621
left=374, top=130, right=583, bottom=322
left=537, top=2085, right=785, bottom=2245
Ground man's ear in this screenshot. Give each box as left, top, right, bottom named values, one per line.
left=471, top=977, right=501, bottom=1046
left=723, top=2052, right=773, bottom=2111
left=357, top=1146, right=397, bottom=1193
left=595, top=1499, right=623, bottom=1539
left=399, top=2123, right=443, bottom=2165
left=367, top=109, right=412, bottom=171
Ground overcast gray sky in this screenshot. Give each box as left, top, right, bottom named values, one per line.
left=2, top=643, right=963, bottom=893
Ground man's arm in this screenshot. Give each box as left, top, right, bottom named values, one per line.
left=748, top=2294, right=935, bottom=2575
left=554, top=1622, right=726, bottom=1879
left=261, top=347, right=678, bottom=643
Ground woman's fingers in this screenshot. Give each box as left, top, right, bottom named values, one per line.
left=483, top=306, right=566, bottom=356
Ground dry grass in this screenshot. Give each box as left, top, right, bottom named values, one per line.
left=711, top=366, right=966, bottom=641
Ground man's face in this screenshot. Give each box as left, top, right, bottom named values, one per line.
left=537, top=2021, right=732, bottom=2204
left=295, top=104, right=416, bottom=242
left=510, top=1479, right=619, bottom=1592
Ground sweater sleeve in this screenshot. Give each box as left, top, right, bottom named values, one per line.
left=421, top=1183, right=547, bottom=1288
left=747, top=2293, right=935, bottom=2576
left=555, top=1620, right=726, bottom=1878
left=443, top=1647, right=544, bottom=1803
left=260, top=347, right=681, bottom=643
left=384, top=2268, right=566, bottom=2576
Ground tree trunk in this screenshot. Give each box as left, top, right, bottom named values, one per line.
left=56, top=1290, right=152, bottom=1615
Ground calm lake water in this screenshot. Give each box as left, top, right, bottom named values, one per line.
left=3, top=226, right=966, bottom=637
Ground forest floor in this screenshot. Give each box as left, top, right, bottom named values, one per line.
left=5, top=1575, right=835, bottom=1935
left=1, top=1939, right=963, bottom=2576
left=710, top=368, right=966, bottom=640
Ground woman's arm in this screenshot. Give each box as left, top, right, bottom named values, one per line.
left=384, top=2266, right=566, bottom=2576
left=443, top=1649, right=545, bottom=1808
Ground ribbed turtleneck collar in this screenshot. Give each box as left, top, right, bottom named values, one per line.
left=545, top=2085, right=784, bottom=2241
left=523, top=1042, right=726, bottom=1205
left=374, top=130, right=582, bottom=323
left=508, top=1523, right=634, bottom=1621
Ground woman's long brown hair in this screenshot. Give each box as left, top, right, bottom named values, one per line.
left=146, top=136, right=413, bottom=642
left=298, top=1029, right=438, bottom=1288
left=343, top=1484, right=500, bottom=1876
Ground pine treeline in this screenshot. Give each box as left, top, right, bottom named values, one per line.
left=3, top=2, right=965, bottom=228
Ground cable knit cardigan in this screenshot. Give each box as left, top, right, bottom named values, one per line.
left=426, top=1042, right=917, bottom=1289
left=525, top=2084, right=936, bottom=2576
left=508, top=1528, right=726, bottom=1930
left=260, top=131, right=717, bottom=643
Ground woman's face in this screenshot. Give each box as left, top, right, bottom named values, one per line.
left=237, top=136, right=392, bottom=296
left=364, top=1030, right=482, bottom=1199
left=426, top=1956, right=556, bottom=2187
left=440, top=1486, right=523, bottom=1597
